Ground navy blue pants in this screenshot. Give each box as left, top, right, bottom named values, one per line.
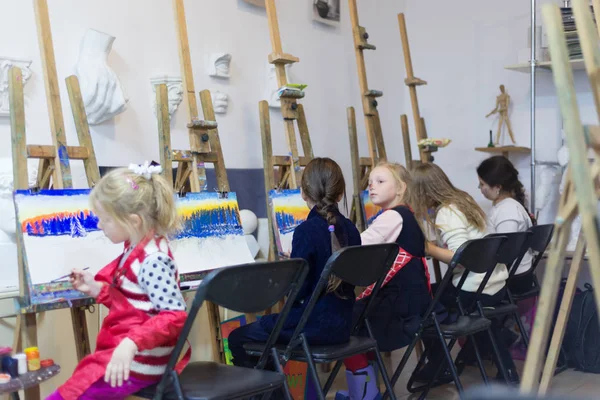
left=229, top=321, right=276, bottom=368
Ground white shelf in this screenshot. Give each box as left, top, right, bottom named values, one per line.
left=504, top=58, right=586, bottom=72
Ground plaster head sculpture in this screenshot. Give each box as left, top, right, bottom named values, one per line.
left=150, top=75, right=184, bottom=117
left=266, top=62, right=297, bottom=109
left=239, top=209, right=260, bottom=259
left=206, top=53, right=232, bottom=79
left=210, top=90, right=229, bottom=114
left=75, top=29, right=128, bottom=125
left=0, top=57, right=33, bottom=117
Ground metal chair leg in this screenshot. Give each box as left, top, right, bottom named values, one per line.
left=374, top=347, right=397, bottom=400
left=469, top=333, right=490, bottom=385
left=322, top=360, right=344, bottom=396
left=300, top=335, right=325, bottom=400
left=272, top=348, right=293, bottom=400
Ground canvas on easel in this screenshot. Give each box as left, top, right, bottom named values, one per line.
left=268, top=189, right=310, bottom=257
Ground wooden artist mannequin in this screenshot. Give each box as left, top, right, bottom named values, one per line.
left=486, top=84, right=516, bottom=145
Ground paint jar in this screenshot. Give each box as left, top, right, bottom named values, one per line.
left=13, top=353, right=27, bottom=375
left=24, top=347, right=40, bottom=372
left=1, top=355, right=16, bottom=377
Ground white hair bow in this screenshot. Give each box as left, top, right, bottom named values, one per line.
left=128, top=161, right=163, bottom=180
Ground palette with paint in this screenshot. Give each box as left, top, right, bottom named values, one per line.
left=13, top=189, right=253, bottom=305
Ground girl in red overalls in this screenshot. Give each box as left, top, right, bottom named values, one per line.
left=336, top=163, right=436, bottom=400
left=46, top=162, right=189, bottom=400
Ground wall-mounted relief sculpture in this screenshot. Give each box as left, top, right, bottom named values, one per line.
left=210, top=89, right=229, bottom=114
left=206, top=53, right=232, bottom=79
left=75, top=29, right=128, bottom=125
left=150, top=75, right=183, bottom=117
left=0, top=57, right=32, bottom=117
left=266, top=62, right=297, bottom=109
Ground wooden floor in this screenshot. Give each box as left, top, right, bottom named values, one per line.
left=321, top=350, right=599, bottom=399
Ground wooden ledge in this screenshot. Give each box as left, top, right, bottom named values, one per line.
left=187, top=119, right=218, bottom=130
left=27, top=145, right=89, bottom=160
left=405, top=77, right=427, bottom=86
left=364, top=90, right=383, bottom=98
left=268, top=52, right=299, bottom=64
left=475, top=146, right=531, bottom=158
left=279, top=89, right=305, bottom=99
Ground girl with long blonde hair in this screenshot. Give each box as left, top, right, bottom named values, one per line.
left=337, top=162, right=436, bottom=400
left=409, top=163, right=517, bottom=384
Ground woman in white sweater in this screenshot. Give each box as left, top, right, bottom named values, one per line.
left=410, top=163, right=508, bottom=298
left=477, top=156, right=535, bottom=294
left=409, top=163, right=517, bottom=384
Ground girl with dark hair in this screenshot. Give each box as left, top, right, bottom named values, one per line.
left=477, top=156, right=535, bottom=293
left=228, top=157, right=361, bottom=368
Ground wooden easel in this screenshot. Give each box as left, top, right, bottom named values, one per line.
left=397, top=14, right=444, bottom=283
left=398, top=13, right=438, bottom=165
left=166, top=0, right=232, bottom=364
left=6, top=3, right=103, bottom=399
left=347, top=0, right=387, bottom=231
left=520, top=0, right=600, bottom=395
left=260, top=0, right=314, bottom=261
left=9, top=64, right=99, bottom=400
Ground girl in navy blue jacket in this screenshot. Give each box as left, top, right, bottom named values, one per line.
left=229, top=157, right=361, bottom=368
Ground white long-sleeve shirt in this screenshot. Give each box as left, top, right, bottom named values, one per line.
left=435, top=205, right=507, bottom=295
left=361, top=210, right=403, bottom=245
left=486, top=198, right=534, bottom=275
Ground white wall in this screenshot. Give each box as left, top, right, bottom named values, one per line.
left=0, top=0, right=407, bottom=395
left=401, top=0, right=598, bottom=218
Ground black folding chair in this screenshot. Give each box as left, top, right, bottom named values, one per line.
left=383, top=236, right=506, bottom=400
left=505, top=224, right=555, bottom=347
left=464, top=232, right=531, bottom=383
left=243, top=243, right=400, bottom=400
left=135, top=259, right=309, bottom=400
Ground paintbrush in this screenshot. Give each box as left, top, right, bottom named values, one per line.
left=50, top=267, right=90, bottom=283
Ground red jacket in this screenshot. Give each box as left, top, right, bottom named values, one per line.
left=58, top=235, right=189, bottom=400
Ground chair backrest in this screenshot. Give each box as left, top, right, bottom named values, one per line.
left=448, top=236, right=506, bottom=311
left=283, top=243, right=399, bottom=358
left=529, top=224, right=555, bottom=254
left=486, top=232, right=532, bottom=275
left=419, top=238, right=503, bottom=324
left=157, top=259, right=309, bottom=393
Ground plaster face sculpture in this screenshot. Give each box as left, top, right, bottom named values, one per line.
left=75, top=29, right=128, bottom=125
left=486, top=84, right=516, bottom=146
left=210, top=90, right=229, bottom=114
left=266, top=63, right=296, bottom=109
left=206, top=53, right=232, bottom=79
left=0, top=57, right=33, bottom=117
left=150, top=75, right=183, bottom=117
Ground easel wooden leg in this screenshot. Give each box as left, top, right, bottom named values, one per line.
left=71, top=308, right=91, bottom=361
left=259, top=101, right=277, bottom=262
left=521, top=213, right=570, bottom=391
left=539, top=232, right=586, bottom=395
left=297, top=104, right=314, bottom=159
left=348, top=107, right=365, bottom=232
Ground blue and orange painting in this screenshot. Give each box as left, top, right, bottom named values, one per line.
left=170, top=192, right=253, bottom=275
left=15, top=189, right=100, bottom=238
left=361, top=190, right=383, bottom=227
left=268, top=189, right=310, bottom=256
left=175, top=192, right=244, bottom=239
left=13, top=189, right=121, bottom=303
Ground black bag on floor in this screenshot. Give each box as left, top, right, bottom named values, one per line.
left=563, top=283, right=600, bottom=373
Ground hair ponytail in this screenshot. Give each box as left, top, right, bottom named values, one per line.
left=150, top=173, right=181, bottom=235
left=301, top=158, right=347, bottom=294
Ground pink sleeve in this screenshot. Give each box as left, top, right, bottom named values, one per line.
left=360, top=210, right=403, bottom=245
